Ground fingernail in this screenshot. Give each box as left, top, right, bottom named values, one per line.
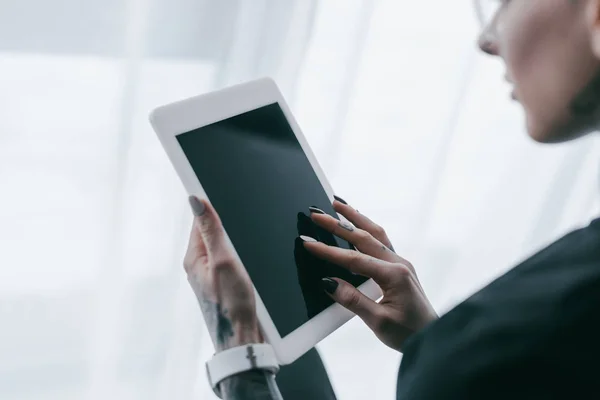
left=299, top=235, right=317, bottom=243
left=334, top=195, right=348, bottom=205
left=321, top=278, right=338, bottom=294
left=188, top=196, right=206, bottom=216
left=309, top=206, right=325, bottom=215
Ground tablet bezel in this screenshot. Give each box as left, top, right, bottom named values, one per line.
left=149, top=77, right=382, bottom=365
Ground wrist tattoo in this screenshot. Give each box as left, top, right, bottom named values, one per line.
left=200, top=300, right=282, bottom=399
left=200, top=299, right=234, bottom=348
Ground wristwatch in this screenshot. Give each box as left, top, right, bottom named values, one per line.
left=206, top=343, right=280, bottom=398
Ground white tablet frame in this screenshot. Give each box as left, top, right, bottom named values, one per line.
left=149, top=77, right=382, bottom=365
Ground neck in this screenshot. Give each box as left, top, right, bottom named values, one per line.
left=571, top=68, right=600, bottom=116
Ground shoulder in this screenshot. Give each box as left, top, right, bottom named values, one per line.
left=397, top=218, right=600, bottom=399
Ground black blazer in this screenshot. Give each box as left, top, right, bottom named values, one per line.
left=397, top=217, right=600, bottom=399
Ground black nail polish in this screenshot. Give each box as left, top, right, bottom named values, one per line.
left=188, top=196, right=205, bottom=216
left=309, top=206, right=325, bottom=215
left=321, top=278, right=338, bottom=294
left=333, top=195, right=348, bottom=205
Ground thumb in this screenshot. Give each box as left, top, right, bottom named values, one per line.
left=321, top=277, right=380, bottom=328
left=188, top=196, right=228, bottom=256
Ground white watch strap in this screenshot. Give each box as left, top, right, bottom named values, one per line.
left=206, top=344, right=280, bottom=398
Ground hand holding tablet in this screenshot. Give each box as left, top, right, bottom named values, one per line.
left=185, top=197, right=262, bottom=352
left=149, top=78, right=381, bottom=364
left=149, top=78, right=434, bottom=364
left=301, top=202, right=438, bottom=352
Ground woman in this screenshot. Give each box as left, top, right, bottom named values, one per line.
left=184, top=0, right=600, bottom=398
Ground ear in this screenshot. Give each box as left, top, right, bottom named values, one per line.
left=586, top=0, right=600, bottom=58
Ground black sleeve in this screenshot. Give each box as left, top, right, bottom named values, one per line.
left=396, top=299, right=554, bottom=400
left=396, top=251, right=600, bottom=400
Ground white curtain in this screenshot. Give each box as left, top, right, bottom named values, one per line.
left=1, top=0, right=598, bottom=399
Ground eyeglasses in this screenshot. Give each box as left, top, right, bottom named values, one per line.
left=474, top=0, right=503, bottom=33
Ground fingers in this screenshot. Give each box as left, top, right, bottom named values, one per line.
left=321, top=277, right=381, bottom=329
left=309, top=208, right=399, bottom=263
left=332, top=198, right=395, bottom=251
left=184, top=217, right=207, bottom=273
left=302, top=240, right=391, bottom=283
left=188, top=196, right=230, bottom=262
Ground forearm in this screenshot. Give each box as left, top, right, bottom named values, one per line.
left=220, top=370, right=283, bottom=400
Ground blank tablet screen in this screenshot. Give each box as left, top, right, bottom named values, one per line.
left=176, top=103, right=368, bottom=338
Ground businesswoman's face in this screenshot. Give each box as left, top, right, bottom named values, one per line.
left=476, top=0, right=600, bottom=143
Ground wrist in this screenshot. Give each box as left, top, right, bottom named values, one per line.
left=206, top=343, right=280, bottom=398
left=216, top=322, right=261, bottom=352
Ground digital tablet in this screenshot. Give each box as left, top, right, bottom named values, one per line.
left=149, top=77, right=382, bottom=365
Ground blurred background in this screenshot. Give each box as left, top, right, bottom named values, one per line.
left=1, top=0, right=599, bottom=399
